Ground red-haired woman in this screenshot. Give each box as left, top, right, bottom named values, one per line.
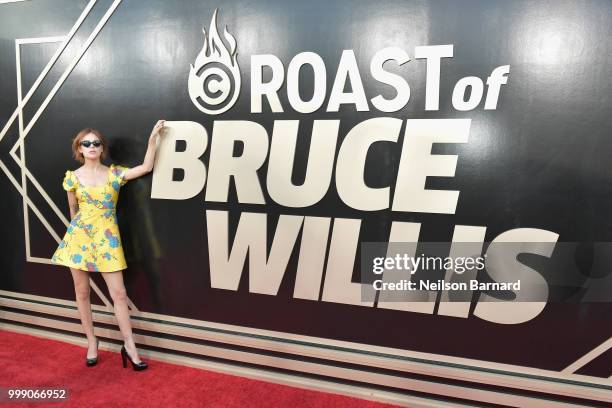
left=52, top=120, right=165, bottom=371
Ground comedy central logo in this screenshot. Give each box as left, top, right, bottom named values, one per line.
left=188, top=9, right=240, bottom=115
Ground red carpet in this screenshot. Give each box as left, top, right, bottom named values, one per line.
left=0, top=330, right=400, bottom=407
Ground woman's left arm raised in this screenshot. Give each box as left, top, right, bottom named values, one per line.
left=124, top=120, right=166, bottom=181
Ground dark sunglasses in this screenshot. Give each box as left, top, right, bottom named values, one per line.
left=80, top=140, right=102, bottom=148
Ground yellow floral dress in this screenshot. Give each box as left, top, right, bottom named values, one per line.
left=51, top=164, right=130, bottom=272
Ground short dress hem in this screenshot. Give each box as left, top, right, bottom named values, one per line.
left=52, top=258, right=127, bottom=273
left=53, top=263, right=126, bottom=273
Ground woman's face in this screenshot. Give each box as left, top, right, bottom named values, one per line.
left=78, top=133, right=103, bottom=161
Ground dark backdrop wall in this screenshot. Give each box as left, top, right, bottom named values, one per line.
left=1, top=0, right=611, bottom=384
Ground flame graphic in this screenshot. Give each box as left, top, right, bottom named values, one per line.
left=188, top=9, right=241, bottom=114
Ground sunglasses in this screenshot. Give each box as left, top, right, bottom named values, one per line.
left=80, top=140, right=102, bottom=148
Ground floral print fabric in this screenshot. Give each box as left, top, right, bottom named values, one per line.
left=51, top=163, right=130, bottom=272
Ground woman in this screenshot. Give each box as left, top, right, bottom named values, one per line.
left=51, top=120, right=165, bottom=371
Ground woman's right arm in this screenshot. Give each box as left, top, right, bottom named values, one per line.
left=67, top=191, right=78, bottom=219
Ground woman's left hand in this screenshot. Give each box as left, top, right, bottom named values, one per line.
left=149, top=120, right=166, bottom=146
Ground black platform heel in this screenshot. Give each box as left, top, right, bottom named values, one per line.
left=120, top=345, right=148, bottom=371
left=86, top=338, right=99, bottom=367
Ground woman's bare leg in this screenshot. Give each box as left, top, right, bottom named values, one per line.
left=101, top=270, right=143, bottom=363
left=69, top=268, right=98, bottom=359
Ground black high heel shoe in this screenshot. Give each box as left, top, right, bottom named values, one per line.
left=120, top=345, right=148, bottom=371
left=86, top=338, right=99, bottom=367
